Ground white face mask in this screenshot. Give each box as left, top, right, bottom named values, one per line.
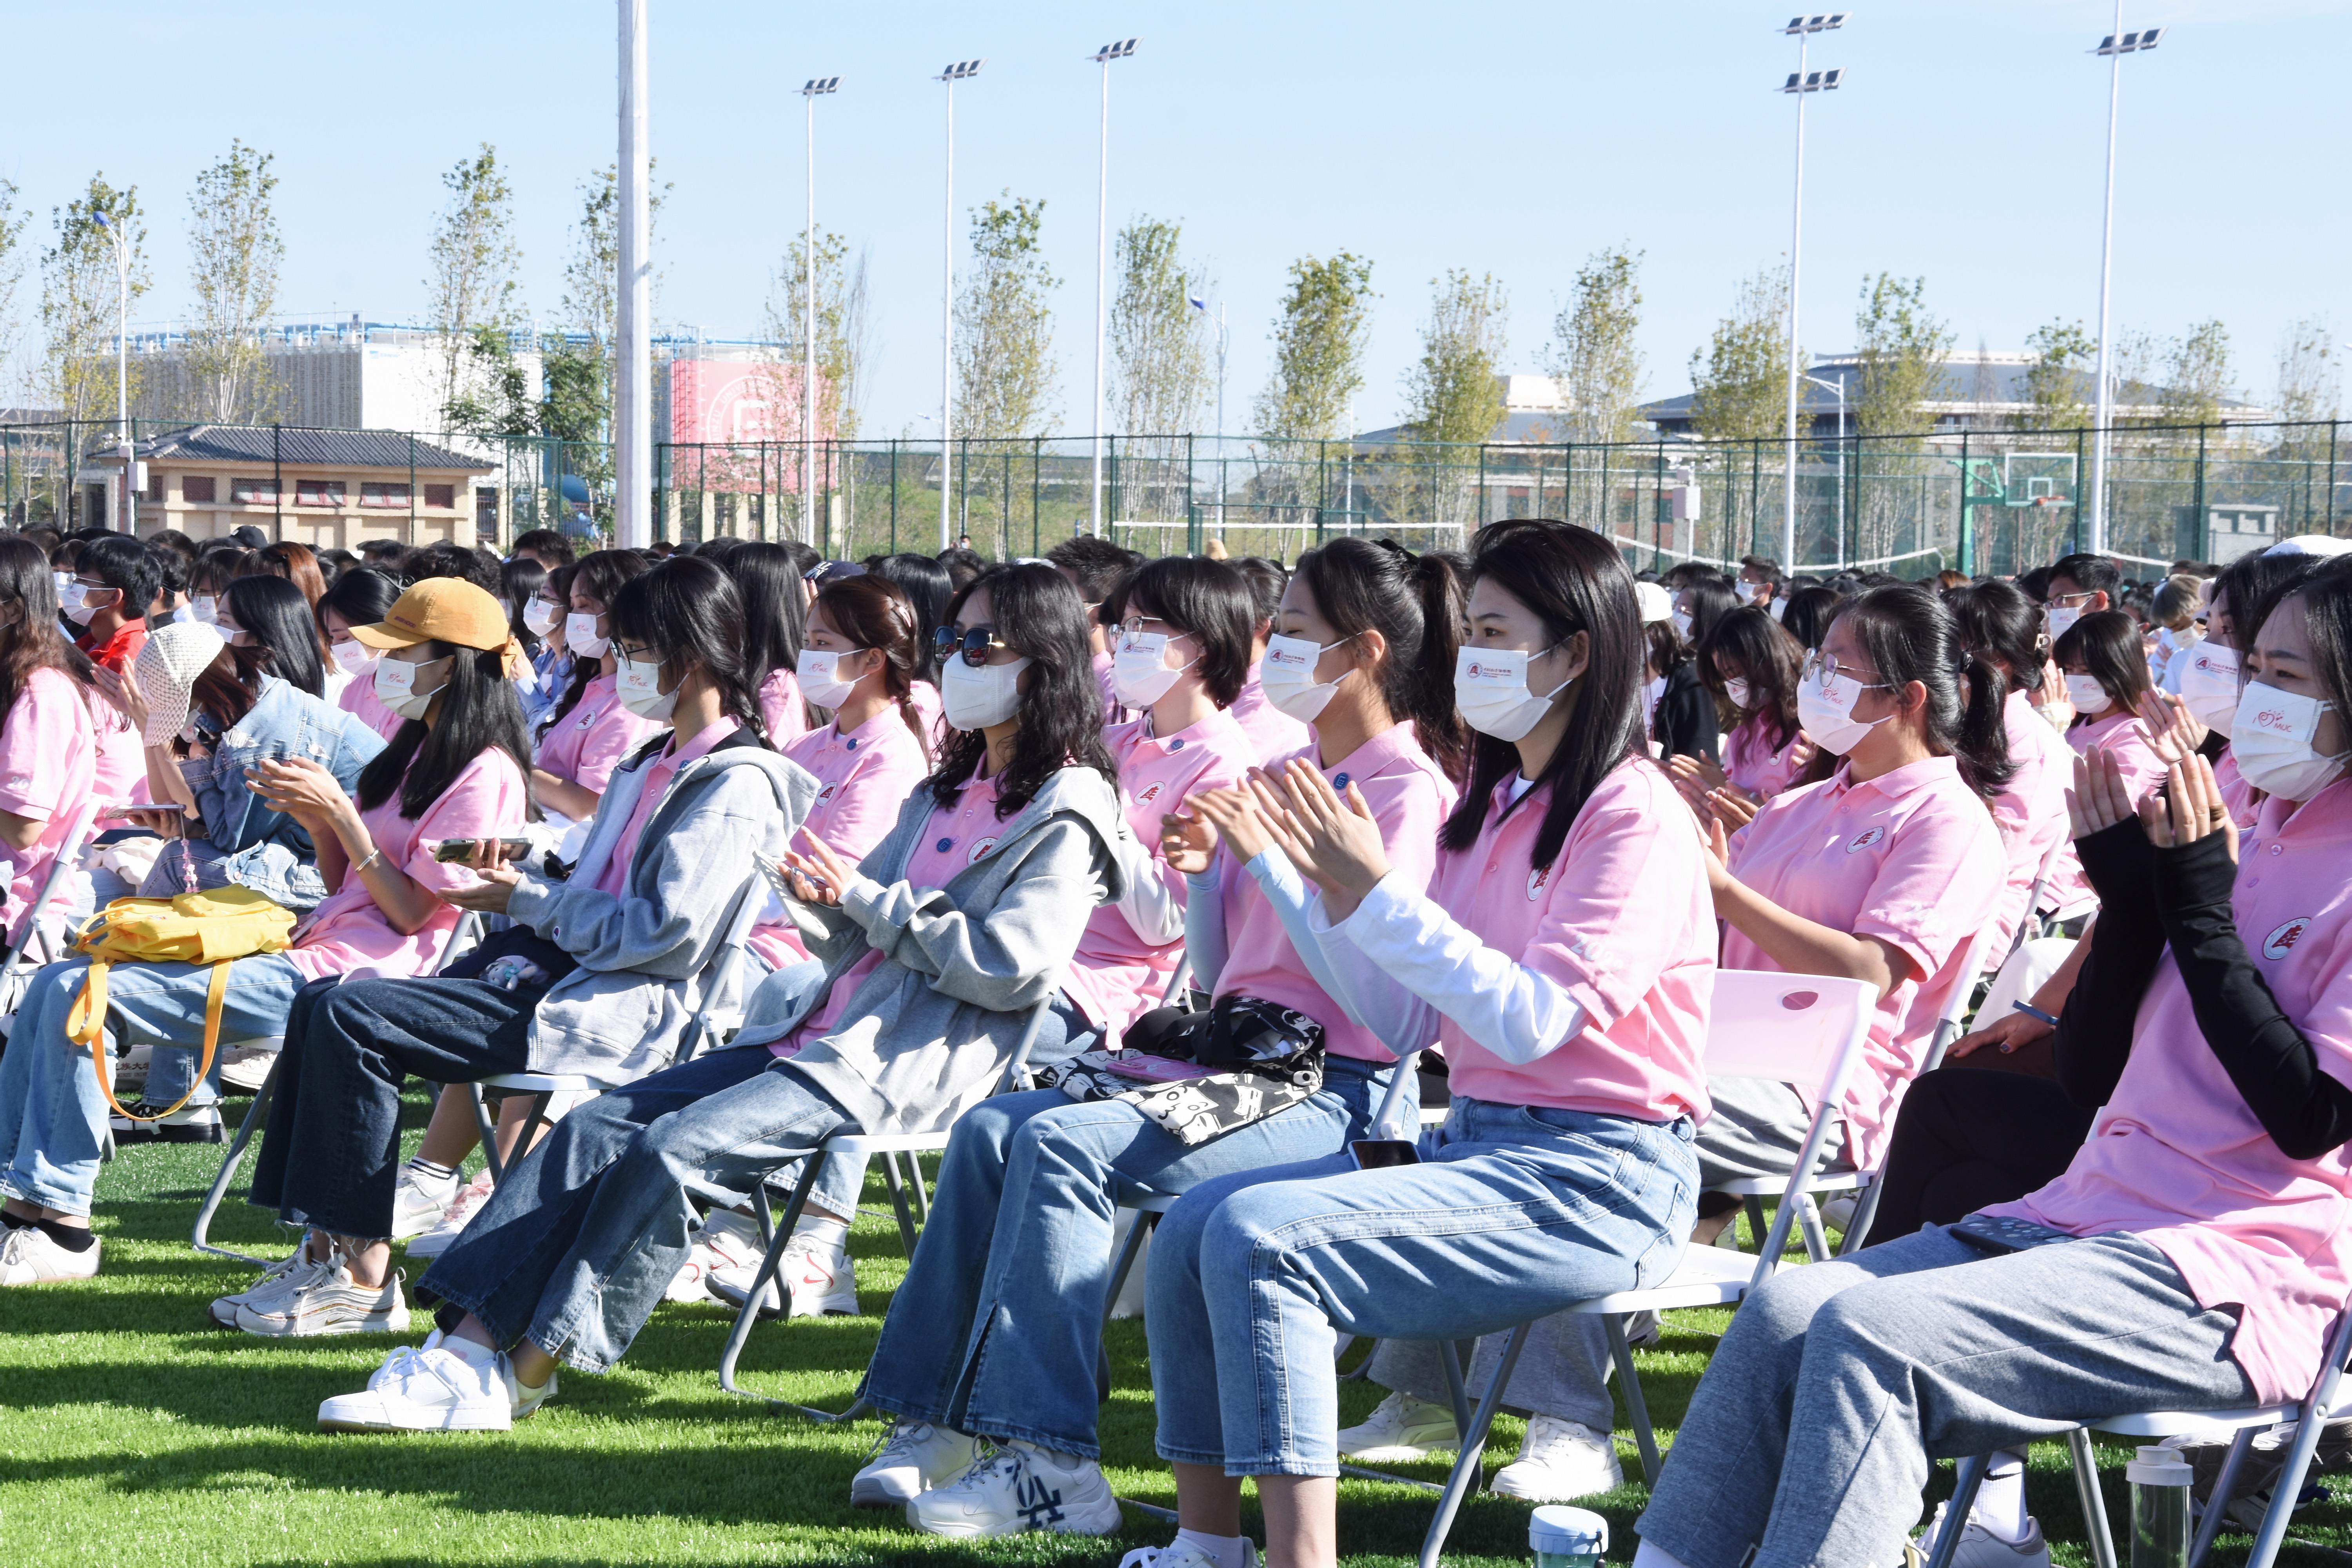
left=59, top=582, right=102, bottom=627
left=797, top=646, right=866, bottom=709
left=1797, top=668, right=1890, bottom=756
left=373, top=654, right=448, bottom=722
left=942, top=652, right=1032, bottom=731
left=2065, top=673, right=2113, bottom=716
left=1113, top=630, right=1195, bottom=709
left=1258, top=633, right=1350, bottom=724
left=331, top=637, right=376, bottom=675
left=2045, top=604, right=2082, bottom=640
left=1454, top=644, right=1571, bottom=744
left=2178, top=642, right=2241, bottom=736
left=2230, top=682, right=2348, bottom=802
left=1670, top=610, right=1693, bottom=639
left=189, top=595, right=218, bottom=626
left=566, top=611, right=609, bottom=659
left=524, top=599, right=562, bottom=638
left=615, top=653, right=679, bottom=722
left=1723, top=678, right=1752, bottom=710
left=1768, top=596, right=1788, bottom=623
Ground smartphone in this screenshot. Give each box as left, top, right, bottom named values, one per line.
left=1350, top=1139, right=1421, bottom=1171
left=434, top=837, right=534, bottom=864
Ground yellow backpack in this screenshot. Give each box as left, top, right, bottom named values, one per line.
left=65, top=887, right=298, bottom=1123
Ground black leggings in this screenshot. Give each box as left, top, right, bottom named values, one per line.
left=1862, top=1066, right=2097, bottom=1249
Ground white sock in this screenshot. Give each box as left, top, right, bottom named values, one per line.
left=1631, top=1540, right=1694, bottom=1568
left=1970, top=1450, right=2031, bottom=1544
left=404, top=1156, right=458, bottom=1184
left=1175, top=1529, right=1252, bottom=1568
left=794, top=1214, right=849, bottom=1247
left=440, top=1333, right=499, bottom=1370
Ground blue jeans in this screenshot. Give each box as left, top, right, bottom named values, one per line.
left=860, top=1054, right=1406, bottom=1460
left=1146, top=1095, right=1699, bottom=1477
left=0, top=953, right=307, bottom=1215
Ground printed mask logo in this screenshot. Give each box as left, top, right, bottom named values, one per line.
left=2264, top=917, right=2314, bottom=961
left=1844, top=826, right=1885, bottom=854
left=2254, top=705, right=2294, bottom=735
left=967, top=837, right=1000, bottom=865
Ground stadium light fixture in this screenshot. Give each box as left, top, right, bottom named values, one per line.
left=937, top=58, right=984, bottom=548
left=1777, top=14, right=1846, bottom=572
left=1089, top=38, right=1140, bottom=536
left=2085, top=9, right=2167, bottom=556
left=800, top=76, right=840, bottom=548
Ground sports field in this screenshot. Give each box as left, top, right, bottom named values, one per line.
left=0, top=1095, right=2330, bottom=1567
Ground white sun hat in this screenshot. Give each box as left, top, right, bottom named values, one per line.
left=134, top=621, right=229, bottom=745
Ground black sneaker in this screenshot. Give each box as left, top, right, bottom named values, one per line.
left=110, top=1103, right=226, bottom=1144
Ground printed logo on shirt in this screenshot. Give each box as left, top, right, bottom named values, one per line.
left=1136, top=781, right=1165, bottom=804
left=2263, top=916, right=2315, bottom=961
left=1527, top=862, right=1552, bottom=900
left=1844, top=826, right=1885, bottom=854
left=967, top=836, right=1000, bottom=865
left=815, top=784, right=839, bottom=805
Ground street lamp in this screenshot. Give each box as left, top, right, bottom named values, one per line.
left=800, top=75, right=840, bottom=551
left=1189, top=292, right=1227, bottom=535
left=91, top=209, right=133, bottom=533
left=1803, top=370, right=1848, bottom=567
left=1089, top=37, right=1138, bottom=538
left=615, top=0, right=652, bottom=549
left=2086, top=15, right=2165, bottom=557
left=1778, top=12, right=1845, bottom=573
left=937, top=58, right=983, bottom=550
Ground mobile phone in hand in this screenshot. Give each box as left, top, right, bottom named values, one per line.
left=1350, top=1139, right=1421, bottom=1171
left=433, top=836, right=533, bottom=864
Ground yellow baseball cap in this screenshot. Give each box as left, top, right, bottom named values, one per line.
left=349, top=578, right=512, bottom=653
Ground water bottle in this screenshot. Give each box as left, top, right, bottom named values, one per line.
left=1529, top=1505, right=1606, bottom=1568
left=2127, top=1443, right=2193, bottom=1568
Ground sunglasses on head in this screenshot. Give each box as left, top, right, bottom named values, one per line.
left=933, top=624, right=1014, bottom=666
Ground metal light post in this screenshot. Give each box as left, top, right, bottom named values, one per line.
left=1190, top=292, right=1228, bottom=535
left=615, top=0, right=652, bottom=549
left=1089, top=37, right=1138, bottom=538
left=91, top=210, right=132, bottom=532
left=1778, top=13, right=1846, bottom=572
left=937, top=59, right=983, bottom=550
left=1803, top=370, right=1848, bottom=567
left=801, top=75, right=840, bottom=550
left=2087, top=17, right=2165, bottom=557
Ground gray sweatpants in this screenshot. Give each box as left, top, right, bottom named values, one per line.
left=1363, top=1076, right=1834, bottom=1430
left=1636, top=1225, right=2254, bottom=1568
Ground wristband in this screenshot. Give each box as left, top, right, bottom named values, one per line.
left=353, top=847, right=385, bottom=877
left=2011, top=1000, right=2061, bottom=1027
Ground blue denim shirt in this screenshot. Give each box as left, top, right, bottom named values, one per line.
left=180, top=673, right=386, bottom=861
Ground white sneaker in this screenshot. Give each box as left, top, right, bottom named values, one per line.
left=404, top=1171, right=496, bottom=1261
left=209, top=1246, right=307, bottom=1326
left=1487, top=1416, right=1624, bottom=1501
left=317, top=1333, right=517, bottom=1432
left=906, top=1439, right=1123, bottom=1539
left=1911, top=1503, right=2052, bottom=1568
left=709, top=1228, right=858, bottom=1318
left=665, top=1208, right=765, bottom=1303
left=235, top=1251, right=410, bottom=1337
left=0, top=1223, right=100, bottom=1285
left=217, top=1041, right=278, bottom=1094
left=851, top=1418, right=984, bottom=1506
left=391, top=1166, right=462, bottom=1242
left=1118, top=1541, right=1263, bottom=1568
left=1337, top=1390, right=1460, bottom=1461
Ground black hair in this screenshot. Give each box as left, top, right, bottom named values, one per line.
left=510, top=528, right=577, bottom=569
left=936, top=545, right=991, bottom=590
left=2288, top=560, right=2352, bottom=730
left=502, top=556, right=547, bottom=656
left=867, top=552, right=954, bottom=685
left=2048, top=552, right=2121, bottom=602
left=1441, top=520, right=1645, bottom=871
left=1778, top=584, right=1842, bottom=652
left=1698, top=605, right=1804, bottom=752
left=610, top=555, right=768, bottom=746
left=1044, top=535, right=1142, bottom=603
left=928, top=562, right=1118, bottom=818
left=1944, top=578, right=2047, bottom=697
left=1739, top=554, right=1784, bottom=587
left=1230, top=555, right=1287, bottom=631
left=148, top=528, right=199, bottom=567
left=550, top=548, right=650, bottom=730
left=693, top=535, right=747, bottom=564
left=145, top=542, right=189, bottom=620
left=2053, top=608, right=2152, bottom=719
left=355, top=641, right=535, bottom=822
left=2212, top=549, right=2316, bottom=653
left=0, top=537, right=96, bottom=719
left=192, top=545, right=252, bottom=599
left=815, top=573, right=931, bottom=756
left=1289, top=535, right=1470, bottom=784
left=780, top=539, right=820, bottom=576
left=77, top=534, right=162, bottom=622
left=1838, top=583, right=2016, bottom=797
left=223, top=574, right=327, bottom=698
left=409, top=541, right=504, bottom=597
left=722, top=542, right=809, bottom=720
left=1682, top=575, right=1740, bottom=651
left=318, top=564, right=403, bottom=639
left=359, top=538, right=409, bottom=567
left=1118, top=555, right=1255, bottom=709
left=316, top=547, right=359, bottom=584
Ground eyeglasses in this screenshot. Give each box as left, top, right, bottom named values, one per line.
left=1117, top=614, right=1184, bottom=640
left=1799, top=651, right=1894, bottom=695
left=933, top=624, right=1013, bottom=666
left=2048, top=590, right=2098, bottom=608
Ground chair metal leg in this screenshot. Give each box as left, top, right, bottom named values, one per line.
left=1743, top=1194, right=1770, bottom=1254
left=2187, top=1426, right=2257, bottom=1568
left=2067, top=1428, right=2121, bottom=1568
left=1439, top=1337, right=1476, bottom=1439
left=1795, top=1193, right=1833, bottom=1263
left=1604, top=1312, right=1662, bottom=1486
left=878, top=1153, right=919, bottom=1260
left=906, top=1152, right=931, bottom=1225
left=1842, top=1174, right=1889, bottom=1255
left=1921, top=1453, right=1992, bottom=1568
left=192, top=1057, right=280, bottom=1263
left=718, top=1149, right=869, bottom=1422
left=2241, top=1405, right=2335, bottom=1568
left=1417, top=1322, right=1531, bottom=1568
left=469, top=1083, right=506, bottom=1185
left=1101, top=1207, right=1156, bottom=1327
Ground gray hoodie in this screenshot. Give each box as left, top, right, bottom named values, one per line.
left=731, top=761, right=1129, bottom=1135
left=508, top=726, right=818, bottom=1080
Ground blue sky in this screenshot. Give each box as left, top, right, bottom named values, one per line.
left=4, top=0, right=2346, bottom=433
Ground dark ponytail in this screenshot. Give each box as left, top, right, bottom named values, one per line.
left=1290, top=536, right=1470, bottom=784
left=1839, top=583, right=2015, bottom=799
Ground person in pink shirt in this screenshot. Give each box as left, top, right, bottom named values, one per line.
left=1047, top=534, right=1142, bottom=727
left=1671, top=605, right=1817, bottom=819
left=1634, top=565, right=2352, bottom=1568
left=724, top=542, right=811, bottom=748
left=530, top=549, right=659, bottom=827
left=0, top=541, right=102, bottom=936
left=2056, top=607, right=2166, bottom=800
left=1225, top=554, right=1314, bottom=765
left=321, top=567, right=408, bottom=742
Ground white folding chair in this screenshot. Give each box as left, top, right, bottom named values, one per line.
left=1924, top=1293, right=2352, bottom=1568
left=1405, top=970, right=1875, bottom=1568
left=0, top=798, right=103, bottom=1032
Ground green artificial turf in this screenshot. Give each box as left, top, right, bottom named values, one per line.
left=0, top=1090, right=2342, bottom=1566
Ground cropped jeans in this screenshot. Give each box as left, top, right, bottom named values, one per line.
left=1147, top=1094, right=1697, bottom=1477
left=860, top=1054, right=1407, bottom=1461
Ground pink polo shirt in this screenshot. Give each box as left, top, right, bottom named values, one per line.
left=907, top=679, right=951, bottom=754
left=1227, top=662, right=1312, bottom=766
left=1092, top=650, right=1120, bottom=715
left=593, top=720, right=739, bottom=898
left=1212, top=724, right=1456, bottom=1061
left=1723, top=754, right=2005, bottom=1169
left=1722, top=712, right=1808, bottom=802
left=772, top=770, right=1003, bottom=1059
left=282, top=747, right=530, bottom=982
left=1985, top=779, right=2352, bottom=1404
left=87, top=690, right=145, bottom=804
left=2067, top=709, right=2167, bottom=805
left=2215, top=748, right=2261, bottom=831
left=535, top=673, right=662, bottom=798
left=0, top=668, right=98, bottom=927
left=759, top=667, right=808, bottom=748
left=1436, top=760, right=1716, bottom=1119
left=1996, top=688, right=2089, bottom=940
left=1062, top=707, right=1257, bottom=1043
left=746, top=707, right=934, bottom=970
left=339, top=670, right=406, bottom=741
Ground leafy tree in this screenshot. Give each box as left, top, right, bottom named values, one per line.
left=1252, top=251, right=1375, bottom=443
left=1687, top=265, right=1787, bottom=445
left=1402, top=269, right=1507, bottom=447
left=1546, top=245, right=1645, bottom=445
left=41, top=174, right=148, bottom=431
left=2159, top=319, right=2234, bottom=428
left=1109, top=216, right=1211, bottom=437
left=1851, top=273, right=1951, bottom=438
left=0, top=181, right=28, bottom=408
left=767, top=226, right=871, bottom=444
left=953, top=194, right=1059, bottom=439
left=2021, top=318, right=2096, bottom=430
left=2275, top=316, right=2340, bottom=426
left=439, top=326, right=536, bottom=439
left=184, top=141, right=284, bottom=423
left=427, top=145, right=523, bottom=423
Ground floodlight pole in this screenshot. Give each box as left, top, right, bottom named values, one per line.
left=1804, top=371, right=1847, bottom=567
left=938, top=60, right=982, bottom=550
left=1780, top=14, right=1845, bottom=572
left=615, top=0, right=652, bottom=549
left=93, top=211, right=131, bottom=532
left=801, top=80, right=838, bottom=550
left=2089, top=0, right=2127, bottom=557
left=1194, top=295, right=1228, bottom=534
left=1090, top=39, right=1137, bottom=538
